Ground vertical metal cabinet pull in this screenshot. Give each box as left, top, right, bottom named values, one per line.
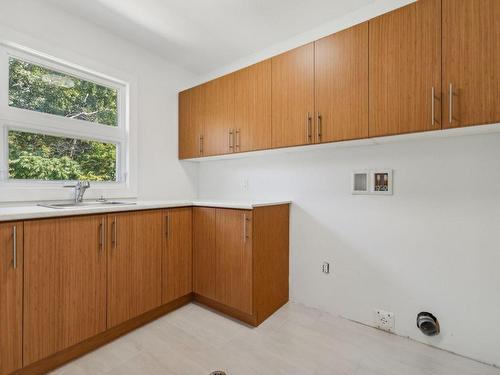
left=228, top=129, right=234, bottom=151
left=199, top=135, right=204, bottom=155
left=235, top=129, right=240, bottom=151
left=449, top=83, right=453, bottom=125
left=431, top=87, right=440, bottom=126
left=306, top=113, right=312, bottom=142
left=112, top=217, right=117, bottom=248
left=12, top=225, right=17, bottom=269
left=317, top=112, right=322, bottom=142
left=99, top=221, right=104, bottom=250
left=243, top=214, right=250, bottom=242
left=165, top=215, right=169, bottom=238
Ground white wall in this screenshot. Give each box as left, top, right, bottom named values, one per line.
left=194, top=0, right=500, bottom=367
left=197, top=132, right=500, bottom=366
left=0, top=0, right=199, bottom=201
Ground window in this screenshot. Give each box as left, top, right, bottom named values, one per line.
left=9, top=58, right=118, bottom=126
left=0, top=44, right=128, bottom=184
left=8, top=130, right=117, bottom=181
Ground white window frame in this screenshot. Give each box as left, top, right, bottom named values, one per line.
left=0, top=43, right=133, bottom=200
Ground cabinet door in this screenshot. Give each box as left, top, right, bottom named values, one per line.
left=315, top=23, right=369, bottom=143
left=0, top=223, right=22, bottom=375
left=443, top=0, right=500, bottom=128
left=204, top=75, right=235, bottom=156
left=234, top=60, right=272, bottom=152
left=179, top=86, right=205, bottom=159
left=162, top=207, right=192, bottom=304
left=107, top=210, right=162, bottom=328
left=215, top=209, right=253, bottom=315
left=24, top=216, right=106, bottom=365
left=369, top=0, right=441, bottom=137
left=193, top=207, right=217, bottom=300
left=272, top=43, right=315, bottom=148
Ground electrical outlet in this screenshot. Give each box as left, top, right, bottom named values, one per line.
left=374, top=309, right=395, bottom=332
left=321, top=262, right=330, bottom=274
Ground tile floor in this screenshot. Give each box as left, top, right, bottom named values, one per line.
left=49, top=302, right=500, bottom=375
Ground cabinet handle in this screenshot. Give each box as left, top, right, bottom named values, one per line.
left=243, top=214, right=250, bottom=242
left=199, top=135, right=204, bottom=155
left=228, top=129, right=234, bottom=151
left=431, top=87, right=440, bottom=126
left=112, top=217, right=117, bottom=248
left=317, top=112, right=322, bottom=142
left=165, top=215, right=169, bottom=238
left=99, top=221, right=104, bottom=250
left=12, top=225, right=17, bottom=269
left=448, top=83, right=453, bottom=125
left=306, top=113, right=312, bottom=143
left=235, top=129, right=240, bottom=151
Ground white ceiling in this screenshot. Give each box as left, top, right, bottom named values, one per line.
left=49, top=0, right=375, bottom=74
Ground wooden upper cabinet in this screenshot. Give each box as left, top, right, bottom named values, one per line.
left=442, top=0, right=500, bottom=128
left=23, top=216, right=107, bottom=365
left=369, top=0, right=442, bottom=137
left=315, top=23, right=369, bottom=143
left=193, top=207, right=217, bottom=300
left=272, top=43, right=315, bottom=148
left=162, top=207, right=193, bottom=304
left=234, top=60, right=272, bottom=152
left=204, top=75, right=235, bottom=156
left=179, top=86, right=205, bottom=159
left=215, top=209, right=253, bottom=315
left=107, top=210, right=162, bottom=328
left=0, top=222, right=23, bottom=375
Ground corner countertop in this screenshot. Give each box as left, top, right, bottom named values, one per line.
left=0, top=200, right=291, bottom=222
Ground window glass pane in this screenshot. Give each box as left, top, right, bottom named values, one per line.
left=8, top=130, right=117, bottom=181
left=8, top=58, right=118, bottom=126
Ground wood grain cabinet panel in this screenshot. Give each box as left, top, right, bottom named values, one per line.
left=23, top=216, right=107, bottom=365
left=0, top=222, right=23, bottom=375
left=204, top=75, right=235, bottom=156
left=234, top=60, right=272, bottom=152
left=193, top=207, right=217, bottom=300
left=272, top=43, right=315, bottom=148
left=369, top=0, right=441, bottom=137
left=315, top=23, right=369, bottom=142
left=162, top=207, right=193, bottom=304
left=215, top=209, right=253, bottom=315
left=107, top=210, right=162, bottom=328
left=179, top=86, right=205, bottom=159
left=442, top=0, right=500, bottom=128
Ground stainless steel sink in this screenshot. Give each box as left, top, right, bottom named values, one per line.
left=38, top=201, right=137, bottom=209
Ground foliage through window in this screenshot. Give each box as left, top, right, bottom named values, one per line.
left=1, top=49, right=126, bottom=183
left=9, top=58, right=118, bottom=126
left=8, top=130, right=117, bottom=181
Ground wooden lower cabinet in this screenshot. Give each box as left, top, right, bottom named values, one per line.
left=10, top=204, right=289, bottom=373
left=162, top=207, right=193, bottom=304
left=23, top=216, right=107, bottom=366
left=193, top=207, right=217, bottom=300
left=215, top=209, right=253, bottom=315
left=193, top=204, right=290, bottom=325
left=107, top=210, right=163, bottom=328
left=0, top=222, right=23, bottom=375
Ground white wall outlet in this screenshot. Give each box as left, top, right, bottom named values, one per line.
left=321, top=262, right=330, bottom=274
left=242, top=177, right=249, bottom=191
left=374, top=309, right=395, bottom=332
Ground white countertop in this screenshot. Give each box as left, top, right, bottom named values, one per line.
left=0, top=200, right=291, bottom=222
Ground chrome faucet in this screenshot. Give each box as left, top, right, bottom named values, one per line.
left=64, top=181, right=90, bottom=203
